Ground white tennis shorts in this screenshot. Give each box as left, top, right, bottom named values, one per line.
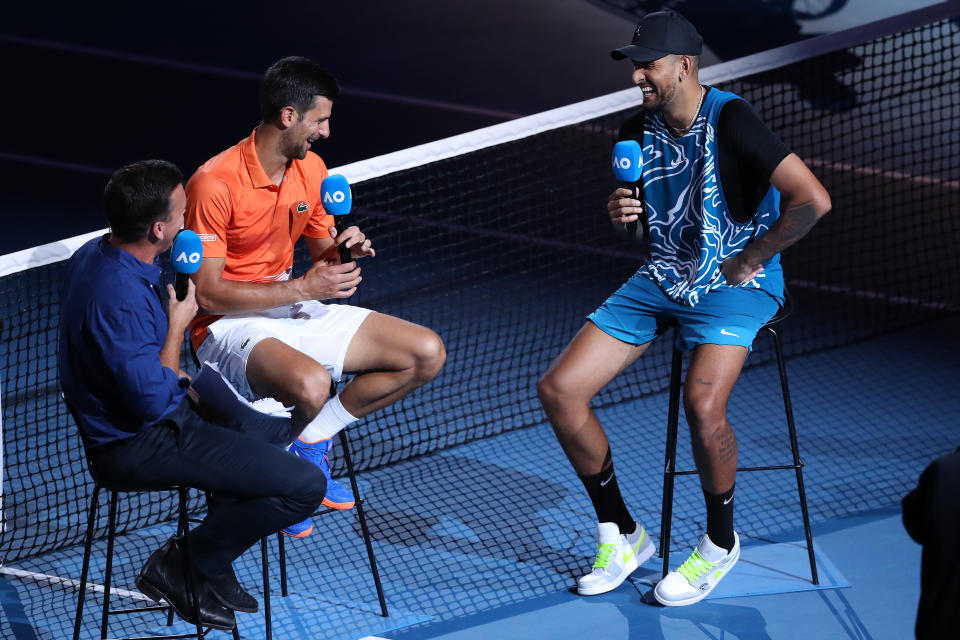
left=195, top=300, right=373, bottom=400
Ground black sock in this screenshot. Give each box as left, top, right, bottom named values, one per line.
left=703, top=484, right=735, bottom=552
left=578, top=452, right=635, bottom=534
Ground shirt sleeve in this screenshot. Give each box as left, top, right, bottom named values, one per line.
left=185, top=174, right=232, bottom=258
left=718, top=99, right=791, bottom=182
left=303, top=157, right=335, bottom=239
left=89, top=298, right=184, bottom=424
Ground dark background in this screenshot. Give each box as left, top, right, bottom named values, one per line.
left=0, top=0, right=889, bottom=255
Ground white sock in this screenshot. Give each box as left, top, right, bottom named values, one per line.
left=297, top=394, right=358, bottom=443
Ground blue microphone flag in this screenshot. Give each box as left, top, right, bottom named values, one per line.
left=320, top=174, right=352, bottom=216
left=612, top=140, right=642, bottom=182
left=172, top=230, right=203, bottom=274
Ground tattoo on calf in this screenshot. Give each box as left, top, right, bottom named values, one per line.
left=695, top=377, right=713, bottom=386
left=716, top=431, right=738, bottom=464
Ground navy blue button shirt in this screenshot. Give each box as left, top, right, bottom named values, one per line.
left=59, top=236, right=186, bottom=449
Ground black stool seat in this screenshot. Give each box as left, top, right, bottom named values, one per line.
left=658, top=288, right=818, bottom=584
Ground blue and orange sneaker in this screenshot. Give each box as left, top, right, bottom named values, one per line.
left=281, top=517, right=314, bottom=538
left=288, top=438, right=356, bottom=511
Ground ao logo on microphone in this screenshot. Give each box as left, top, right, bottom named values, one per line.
left=323, top=189, right=346, bottom=204
left=612, top=140, right=643, bottom=183
left=320, top=174, right=352, bottom=216
left=175, top=250, right=201, bottom=265
left=171, top=229, right=203, bottom=277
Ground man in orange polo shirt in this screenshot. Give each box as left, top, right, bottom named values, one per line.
left=186, top=56, right=446, bottom=537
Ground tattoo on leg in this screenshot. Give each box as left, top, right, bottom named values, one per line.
left=695, top=377, right=713, bottom=386
left=716, top=431, right=737, bottom=464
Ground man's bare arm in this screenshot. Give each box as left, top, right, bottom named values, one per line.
left=193, top=256, right=361, bottom=314
left=722, top=153, right=831, bottom=284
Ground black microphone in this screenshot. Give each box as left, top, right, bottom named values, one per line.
left=320, top=174, right=354, bottom=264
left=171, top=230, right=203, bottom=301
left=612, top=140, right=647, bottom=242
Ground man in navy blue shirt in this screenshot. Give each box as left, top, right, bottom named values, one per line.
left=59, top=160, right=326, bottom=630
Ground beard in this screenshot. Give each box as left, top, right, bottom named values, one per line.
left=643, top=82, right=679, bottom=113
left=281, top=131, right=310, bottom=161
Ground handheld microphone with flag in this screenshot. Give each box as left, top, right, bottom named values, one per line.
left=171, top=229, right=203, bottom=301
left=612, top=140, right=647, bottom=242
left=320, top=174, right=353, bottom=264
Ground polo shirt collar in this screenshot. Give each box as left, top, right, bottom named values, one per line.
left=98, top=235, right=162, bottom=285
left=242, top=128, right=275, bottom=189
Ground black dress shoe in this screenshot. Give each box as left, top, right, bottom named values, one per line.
left=209, top=564, right=259, bottom=613
left=135, top=537, right=237, bottom=631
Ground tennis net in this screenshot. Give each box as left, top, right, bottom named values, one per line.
left=1, top=2, right=957, bottom=563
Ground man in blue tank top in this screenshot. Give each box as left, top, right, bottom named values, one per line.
left=538, top=10, right=831, bottom=606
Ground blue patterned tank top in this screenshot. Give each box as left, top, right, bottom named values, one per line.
left=636, top=87, right=784, bottom=306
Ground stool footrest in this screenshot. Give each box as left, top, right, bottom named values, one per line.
left=115, top=632, right=212, bottom=640
left=107, top=605, right=170, bottom=615
left=669, top=462, right=803, bottom=477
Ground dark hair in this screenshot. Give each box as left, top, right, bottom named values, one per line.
left=103, top=160, right=183, bottom=243
left=260, top=56, right=341, bottom=122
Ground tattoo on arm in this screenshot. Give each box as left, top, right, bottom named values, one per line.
left=716, top=431, right=738, bottom=464
left=740, top=200, right=820, bottom=267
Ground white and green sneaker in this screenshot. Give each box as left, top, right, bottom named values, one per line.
left=577, top=522, right=655, bottom=596
left=654, top=532, right=740, bottom=606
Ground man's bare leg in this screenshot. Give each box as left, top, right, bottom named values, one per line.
left=539, top=322, right=655, bottom=595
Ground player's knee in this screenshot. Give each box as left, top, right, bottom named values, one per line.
left=537, top=370, right=569, bottom=411
left=290, top=368, right=332, bottom=416
left=683, top=388, right=726, bottom=430
left=288, top=466, right=327, bottom=516
left=413, top=330, right=446, bottom=382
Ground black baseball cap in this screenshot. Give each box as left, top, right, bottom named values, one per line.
left=611, top=9, right=703, bottom=62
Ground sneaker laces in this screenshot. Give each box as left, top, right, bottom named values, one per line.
left=677, top=549, right=716, bottom=582
left=592, top=542, right=618, bottom=569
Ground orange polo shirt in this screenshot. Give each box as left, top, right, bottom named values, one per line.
left=185, top=128, right=334, bottom=350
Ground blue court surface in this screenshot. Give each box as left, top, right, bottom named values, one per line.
left=1, top=314, right=954, bottom=639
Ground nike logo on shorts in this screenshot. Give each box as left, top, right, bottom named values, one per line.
left=720, top=329, right=740, bottom=338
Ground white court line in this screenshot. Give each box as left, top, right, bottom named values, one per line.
left=0, top=566, right=155, bottom=603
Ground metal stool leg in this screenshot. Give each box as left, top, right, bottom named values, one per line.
left=766, top=326, right=819, bottom=585
left=261, top=537, right=273, bottom=640
left=100, top=491, right=119, bottom=639
left=274, top=380, right=388, bottom=616
left=73, top=485, right=102, bottom=640
left=277, top=532, right=289, bottom=597
left=659, top=333, right=684, bottom=578
left=339, top=430, right=388, bottom=617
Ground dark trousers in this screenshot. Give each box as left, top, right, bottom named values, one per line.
left=902, top=447, right=960, bottom=640
left=87, top=398, right=326, bottom=578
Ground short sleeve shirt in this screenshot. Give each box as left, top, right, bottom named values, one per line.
left=185, top=129, right=335, bottom=348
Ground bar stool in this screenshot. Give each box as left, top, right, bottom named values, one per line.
left=202, top=379, right=388, bottom=640
left=658, top=289, right=819, bottom=584
left=269, top=382, right=388, bottom=638
left=72, top=483, right=241, bottom=640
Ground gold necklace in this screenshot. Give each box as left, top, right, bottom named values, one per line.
left=668, top=85, right=705, bottom=135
